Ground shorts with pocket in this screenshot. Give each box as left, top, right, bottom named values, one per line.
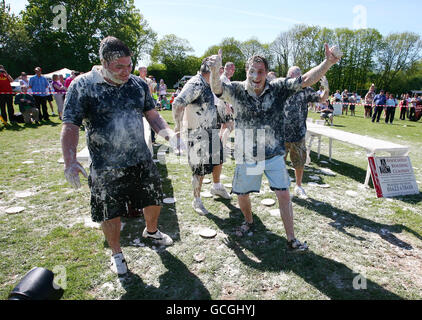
left=284, top=138, right=307, bottom=169
left=232, top=155, right=290, bottom=195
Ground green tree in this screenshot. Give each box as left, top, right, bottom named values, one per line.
left=0, top=1, right=32, bottom=77
left=202, top=37, right=245, bottom=81
left=150, top=34, right=195, bottom=86
left=376, top=32, right=422, bottom=91
left=21, top=0, right=156, bottom=73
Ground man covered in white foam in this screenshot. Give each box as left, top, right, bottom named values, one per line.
left=207, top=45, right=341, bottom=251
left=60, top=36, right=185, bottom=275
left=172, top=59, right=232, bottom=216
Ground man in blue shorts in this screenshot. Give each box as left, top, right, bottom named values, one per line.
left=61, top=36, right=183, bottom=275
left=208, top=46, right=340, bottom=251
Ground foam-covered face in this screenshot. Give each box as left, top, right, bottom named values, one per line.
left=226, top=65, right=235, bottom=78
left=139, top=67, right=147, bottom=79
left=103, top=56, right=132, bottom=84
left=247, top=62, right=267, bottom=91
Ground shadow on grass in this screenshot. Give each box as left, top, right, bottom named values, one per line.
left=308, top=152, right=368, bottom=185
left=119, top=250, right=211, bottom=300
left=206, top=199, right=402, bottom=299
left=0, top=120, right=60, bottom=131
left=293, top=197, right=421, bottom=250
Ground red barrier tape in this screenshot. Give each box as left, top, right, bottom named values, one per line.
left=0, top=92, right=62, bottom=95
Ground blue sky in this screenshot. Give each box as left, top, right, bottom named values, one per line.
left=8, top=0, right=422, bottom=58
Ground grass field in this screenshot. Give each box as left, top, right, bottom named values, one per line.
left=0, top=102, right=421, bottom=300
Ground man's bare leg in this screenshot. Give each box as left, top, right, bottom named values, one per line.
left=275, top=190, right=295, bottom=241
left=295, top=167, right=304, bottom=187
left=212, top=164, right=223, bottom=184
left=237, top=194, right=253, bottom=224
left=193, top=175, right=204, bottom=198
left=143, top=205, right=161, bottom=232
left=102, top=217, right=122, bottom=255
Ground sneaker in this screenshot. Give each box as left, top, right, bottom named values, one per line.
left=210, top=185, right=232, bottom=199
left=294, top=185, right=308, bottom=199
left=142, top=228, right=173, bottom=246
left=110, top=252, right=128, bottom=275
left=192, top=199, right=209, bottom=215
left=287, top=238, right=309, bottom=252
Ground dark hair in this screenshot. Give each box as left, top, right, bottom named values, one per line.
left=245, top=55, right=269, bottom=72
left=99, top=36, right=132, bottom=64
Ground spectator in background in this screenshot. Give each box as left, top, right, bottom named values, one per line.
left=314, top=86, right=325, bottom=112
left=158, top=79, right=167, bottom=101
left=14, top=85, right=39, bottom=124
left=19, top=72, right=31, bottom=93
left=150, top=77, right=158, bottom=102
left=385, top=93, right=398, bottom=124
left=46, top=80, right=56, bottom=116
left=59, top=74, right=65, bottom=86
left=320, top=99, right=334, bottom=126
left=341, top=89, right=349, bottom=115
left=0, top=65, right=15, bottom=124
left=399, top=93, right=409, bottom=120
left=364, top=84, right=376, bottom=118
left=29, top=67, right=50, bottom=121
left=52, top=74, right=67, bottom=120
left=349, top=92, right=357, bottom=116
left=372, top=90, right=387, bottom=123
left=334, top=90, right=342, bottom=102
left=160, top=96, right=171, bottom=110
left=409, top=94, right=418, bottom=120
left=64, top=71, right=77, bottom=89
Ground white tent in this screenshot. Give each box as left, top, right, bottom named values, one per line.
left=43, top=68, right=73, bottom=79
left=14, top=68, right=73, bottom=82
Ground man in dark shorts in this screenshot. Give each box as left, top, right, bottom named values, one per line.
left=173, top=59, right=231, bottom=216
left=208, top=45, right=340, bottom=251
left=61, top=36, right=183, bottom=275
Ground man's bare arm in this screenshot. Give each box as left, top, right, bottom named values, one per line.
left=172, top=99, right=186, bottom=127
left=61, top=123, right=87, bottom=188
left=61, top=123, right=80, bottom=168
left=207, top=49, right=223, bottom=96
left=302, top=44, right=341, bottom=88
left=144, top=109, right=175, bottom=141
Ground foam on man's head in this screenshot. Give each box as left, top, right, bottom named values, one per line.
left=99, top=36, right=132, bottom=65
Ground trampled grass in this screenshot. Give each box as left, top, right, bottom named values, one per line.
left=0, top=104, right=421, bottom=300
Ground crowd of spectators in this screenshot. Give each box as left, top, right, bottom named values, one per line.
left=0, top=66, right=82, bottom=126
left=309, top=84, right=421, bottom=125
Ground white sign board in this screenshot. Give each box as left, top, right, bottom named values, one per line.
left=368, top=156, right=419, bottom=198
left=333, top=103, right=343, bottom=116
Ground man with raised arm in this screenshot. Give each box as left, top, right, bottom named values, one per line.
left=172, top=58, right=232, bottom=216
left=61, top=36, right=184, bottom=275
left=207, top=45, right=341, bottom=251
